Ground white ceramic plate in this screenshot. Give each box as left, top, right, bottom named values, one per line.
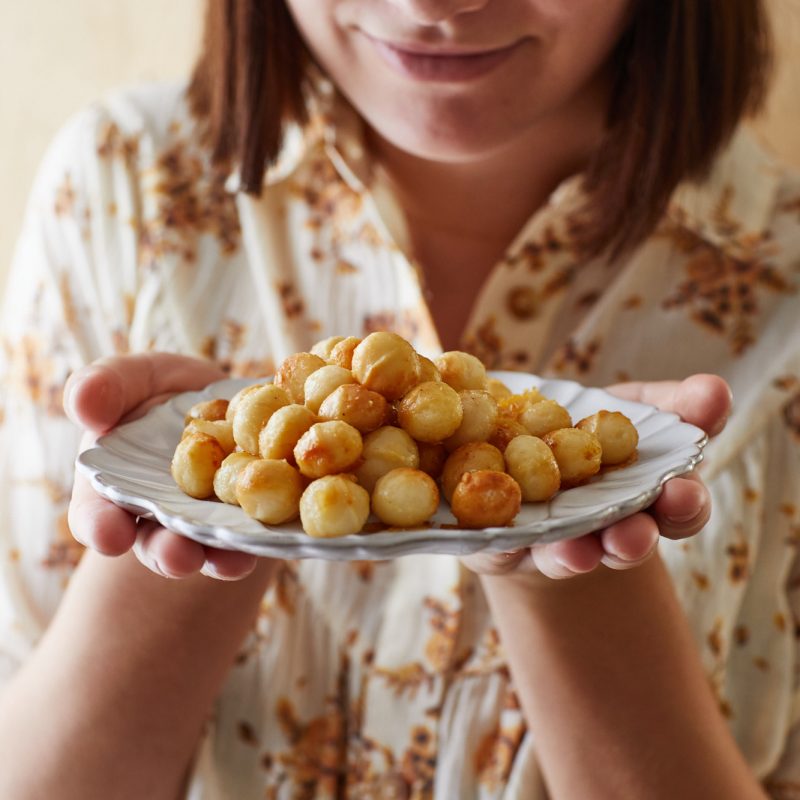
left=76, top=372, right=707, bottom=560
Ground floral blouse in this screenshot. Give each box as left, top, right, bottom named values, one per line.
left=1, top=80, right=799, bottom=800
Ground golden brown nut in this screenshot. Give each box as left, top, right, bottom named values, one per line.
left=441, top=441, right=505, bottom=503
left=542, top=428, right=602, bottom=487
left=232, top=384, right=290, bottom=455
left=213, top=452, right=259, bottom=505
left=486, top=378, right=513, bottom=402
left=171, top=432, right=227, bottom=499
left=497, top=388, right=546, bottom=420
left=310, top=335, right=345, bottom=361
left=576, top=411, right=639, bottom=465
left=183, top=419, right=236, bottom=455
left=293, top=420, right=363, bottom=478
left=354, top=425, right=419, bottom=493
left=451, top=470, right=521, bottom=529
left=416, top=355, right=441, bottom=383
left=351, top=332, right=419, bottom=401
left=372, top=468, right=440, bottom=527
left=235, top=459, right=304, bottom=524
left=444, top=390, right=498, bottom=452
left=259, top=404, right=317, bottom=461
left=274, top=352, right=326, bottom=404
left=299, top=474, right=370, bottom=538
left=519, top=399, right=572, bottom=438
left=488, top=417, right=529, bottom=453
left=329, top=336, right=362, bottom=370
left=226, top=383, right=264, bottom=423
left=504, top=435, right=561, bottom=502
left=396, top=381, right=463, bottom=443
left=303, top=365, right=355, bottom=414
left=417, top=441, right=448, bottom=480
left=317, top=383, right=390, bottom=433
left=185, top=398, right=229, bottom=425
left=434, top=351, right=488, bottom=392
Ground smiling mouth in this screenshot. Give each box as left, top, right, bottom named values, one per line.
left=363, top=35, right=523, bottom=82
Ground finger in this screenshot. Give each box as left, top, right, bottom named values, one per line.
left=64, top=353, right=226, bottom=433
left=598, top=513, right=659, bottom=570
left=68, top=471, right=138, bottom=555
left=460, top=549, right=530, bottom=576
left=649, top=475, right=711, bottom=540
left=530, top=534, right=604, bottom=579
left=606, top=374, right=732, bottom=437
left=134, top=524, right=206, bottom=579
left=202, top=549, right=259, bottom=581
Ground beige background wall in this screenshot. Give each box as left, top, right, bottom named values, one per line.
left=0, top=0, right=798, bottom=294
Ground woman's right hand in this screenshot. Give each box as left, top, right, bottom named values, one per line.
left=65, top=352, right=259, bottom=580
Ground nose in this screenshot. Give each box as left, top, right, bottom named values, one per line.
left=386, top=0, right=489, bottom=25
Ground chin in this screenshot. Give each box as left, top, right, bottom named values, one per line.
left=361, top=95, right=524, bottom=163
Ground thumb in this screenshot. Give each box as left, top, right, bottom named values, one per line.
left=64, top=352, right=226, bottom=434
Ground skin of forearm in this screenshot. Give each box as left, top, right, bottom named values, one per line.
left=481, top=553, right=767, bottom=800
left=0, top=550, right=276, bottom=800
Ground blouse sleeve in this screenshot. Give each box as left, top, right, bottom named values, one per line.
left=761, top=391, right=800, bottom=798
left=0, top=101, right=143, bottom=685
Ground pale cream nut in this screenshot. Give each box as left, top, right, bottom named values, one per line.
left=300, top=474, right=370, bottom=538
left=372, top=468, right=440, bottom=527
left=235, top=459, right=304, bottom=524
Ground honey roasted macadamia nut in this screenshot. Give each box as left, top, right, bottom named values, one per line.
left=226, top=383, right=263, bottom=423
left=328, top=336, right=362, bottom=370
left=185, top=398, right=229, bottom=425
left=497, top=388, right=546, bottom=420
left=519, top=399, right=572, bottom=438
left=542, top=428, right=602, bottom=487
left=417, top=441, right=448, bottom=480
left=274, top=352, right=326, bottom=404
left=310, top=335, right=345, bottom=361
left=451, top=470, right=521, bottom=529
left=235, top=459, right=304, bottom=524
left=351, top=332, right=419, bottom=401
left=293, top=420, right=363, bottom=479
left=171, top=432, right=227, bottom=499
left=183, top=419, right=236, bottom=455
left=259, top=404, right=317, bottom=461
left=434, top=351, right=488, bottom=392
left=372, top=468, right=440, bottom=527
left=300, top=474, right=371, bottom=538
left=396, top=381, right=463, bottom=443
left=213, top=452, right=258, bottom=505
left=504, top=435, right=561, bottom=502
left=441, top=441, right=506, bottom=503
left=303, top=365, right=355, bottom=414
left=232, top=384, right=290, bottom=455
left=354, top=425, right=419, bottom=493
left=317, top=384, right=389, bottom=433
left=576, top=411, right=639, bottom=465
left=488, top=417, right=529, bottom=453
left=444, top=390, right=498, bottom=452
left=416, top=355, right=441, bottom=383
left=486, top=378, right=513, bottom=402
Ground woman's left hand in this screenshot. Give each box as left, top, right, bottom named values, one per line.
left=461, top=374, right=731, bottom=578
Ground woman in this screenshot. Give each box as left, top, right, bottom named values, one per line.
left=0, top=1, right=798, bottom=797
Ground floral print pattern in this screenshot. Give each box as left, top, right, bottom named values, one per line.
left=0, top=82, right=799, bottom=799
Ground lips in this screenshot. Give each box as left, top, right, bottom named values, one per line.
left=364, top=35, right=522, bottom=82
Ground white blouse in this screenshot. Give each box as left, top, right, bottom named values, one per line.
left=1, top=81, right=799, bottom=799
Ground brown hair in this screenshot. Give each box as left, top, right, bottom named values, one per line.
left=188, top=1, right=772, bottom=259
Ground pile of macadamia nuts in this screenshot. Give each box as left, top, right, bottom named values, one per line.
left=171, top=332, right=639, bottom=537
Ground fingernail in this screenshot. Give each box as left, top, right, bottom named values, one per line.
left=667, top=508, right=702, bottom=524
